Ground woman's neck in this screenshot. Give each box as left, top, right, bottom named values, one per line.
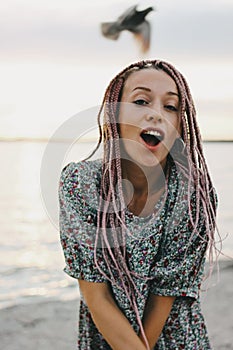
left=121, top=159, right=167, bottom=217
left=121, top=159, right=166, bottom=195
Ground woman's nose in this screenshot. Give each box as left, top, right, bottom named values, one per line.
left=145, top=108, right=162, bottom=122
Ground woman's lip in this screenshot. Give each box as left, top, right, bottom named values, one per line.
left=140, top=127, right=165, bottom=138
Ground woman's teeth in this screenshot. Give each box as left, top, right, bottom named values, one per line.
left=141, top=130, right=163, bottom=146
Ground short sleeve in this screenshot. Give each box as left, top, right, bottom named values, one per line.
left=149, top=191, right=213, bottom=300
left=59, top=161, right=107, bottom=282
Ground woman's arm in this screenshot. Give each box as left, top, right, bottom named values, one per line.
left=140, top=294, right=175, bottom=349
left=79, top=279, right=147, bottom=350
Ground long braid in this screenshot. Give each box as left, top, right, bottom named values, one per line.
left=89, top=59, right=218, bottom=346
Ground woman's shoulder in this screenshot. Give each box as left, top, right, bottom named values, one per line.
left=59, top=159, right=102, bottom=210
left=60, top=158, right=102, bottom=184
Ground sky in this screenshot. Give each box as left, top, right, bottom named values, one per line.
left=0, top=0, right=233, bottom=140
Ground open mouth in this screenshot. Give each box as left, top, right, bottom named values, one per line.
left=140, top=129, right=164, bottom=147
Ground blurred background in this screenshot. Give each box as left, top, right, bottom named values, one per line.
left=0, top=0, right=233, bottom=309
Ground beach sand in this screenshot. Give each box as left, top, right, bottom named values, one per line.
left=0, top=261, right=232, bottom=350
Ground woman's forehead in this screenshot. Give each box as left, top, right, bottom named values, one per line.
left=123, top=68, right=178, bottom=94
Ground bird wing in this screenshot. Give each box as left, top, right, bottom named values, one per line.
left=117, top=5, right=138, bottom=25
left=130, top=20, right=151, bottom=53
left=101, top=22, right=121, bottom=40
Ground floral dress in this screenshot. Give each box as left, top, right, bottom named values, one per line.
left=59, top=159, right=212, bottom=350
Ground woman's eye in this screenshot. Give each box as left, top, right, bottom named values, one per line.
left=165, top=105, right=178, bottom=112
left=133, top=99, right=148, bottom=106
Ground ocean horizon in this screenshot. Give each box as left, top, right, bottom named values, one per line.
left=1, top=137, right=233, bottom=143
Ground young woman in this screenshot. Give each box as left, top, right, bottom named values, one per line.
left=59, top=59, right=217, bottom=349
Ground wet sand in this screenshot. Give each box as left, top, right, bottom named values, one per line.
left=0, top=260, right=232, bottom=350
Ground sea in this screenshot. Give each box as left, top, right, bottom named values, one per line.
left=0, top=140, right=232, bottom=309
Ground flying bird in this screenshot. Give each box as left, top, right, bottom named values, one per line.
left=101, top=5, right=154, bottom=53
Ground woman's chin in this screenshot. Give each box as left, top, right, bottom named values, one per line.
left=132, top=153, right=165, bottom=169
left=140, top=158, right=165, bottom=169
left=120, top=144, right=168, bottom=169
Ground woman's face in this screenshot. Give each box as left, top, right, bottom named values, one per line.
left=119, top=68, right=181, bottom=168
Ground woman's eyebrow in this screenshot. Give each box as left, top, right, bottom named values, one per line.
left=132, top=87, right=179, bottom=98
left=132, top=86, right=151, bottom=92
